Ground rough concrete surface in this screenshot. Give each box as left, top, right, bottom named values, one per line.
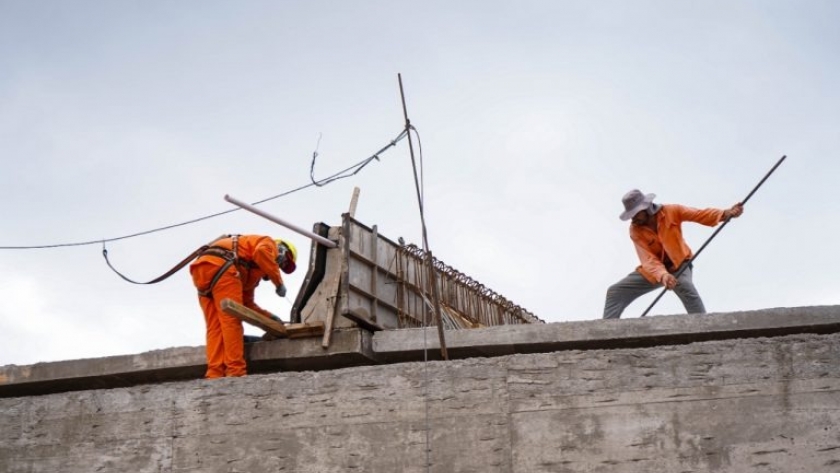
left=0, top=328, right=375, bottom=397
left=2, top=326, right=839, bottom=472
left=374, top=305, right=840, bottom=361
left=4, top=305, right=839, bottom=398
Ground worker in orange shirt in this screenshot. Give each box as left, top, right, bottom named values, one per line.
left=189, top=234, right=298, bottom=378
left=603, top=189, right=743, bottom=320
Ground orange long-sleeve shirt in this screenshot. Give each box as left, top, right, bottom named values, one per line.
left=195, top=234, right=283, bottom=317
left=630, top=204, right=725, bottom=284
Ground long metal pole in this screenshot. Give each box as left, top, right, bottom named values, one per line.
left=398, top=74, right=435, bottom=473
left=398, top=73, right=449, bottom=361
left=640, top=155, right=787, bottom=317
left=224, top=194, right=338, bottom=248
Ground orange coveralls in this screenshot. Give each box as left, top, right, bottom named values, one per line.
left=189, top=235, right=283, bottom=378
left=630, top=204, right=725, bottom=284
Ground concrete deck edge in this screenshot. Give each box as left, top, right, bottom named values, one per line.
left=2, top=305, right=838, bottom=398
left=373, top=305, right=840, bottom=362
left=0, top=328, right=375, bottom=398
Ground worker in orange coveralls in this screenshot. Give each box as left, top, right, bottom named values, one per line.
left=603, top=189, right=743, bottom=320
left=189, top=235, right=298, bottom=378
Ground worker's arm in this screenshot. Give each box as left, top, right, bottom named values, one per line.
left=632, top=235, right=669, bottom=285
left=672, top=204, right=726, bottom=227
left=242, top=287, right=276, bottom=319
left=251, top=237, right=283, bottom=288
left=241, top=237, right=287, bottom=317
left=721, top=203, right=744, bottom=221
left=659, top=273, right=678, bottom=290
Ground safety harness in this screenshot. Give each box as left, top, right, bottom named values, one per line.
left=195, top=235, right=258, bottom=298
left=102, top=234, right=257, bottom=296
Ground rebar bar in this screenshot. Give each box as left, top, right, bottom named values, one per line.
left=393, top=244, right=543, bottom=328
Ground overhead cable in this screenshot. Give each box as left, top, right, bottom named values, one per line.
left=310, top=129, right=408, bottom=187
left=0, top=128, right=408, bottom=250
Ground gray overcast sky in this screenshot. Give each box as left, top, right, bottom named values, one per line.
left=1, top=1, right=838, bottom=365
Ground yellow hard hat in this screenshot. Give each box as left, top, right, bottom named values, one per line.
left=275, top=239, right=298, bottom=274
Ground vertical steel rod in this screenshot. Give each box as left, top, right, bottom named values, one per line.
left=398, top=73, right=449, bottom=360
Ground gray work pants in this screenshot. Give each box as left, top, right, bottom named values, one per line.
left=602, top=263, right=705, bottom=319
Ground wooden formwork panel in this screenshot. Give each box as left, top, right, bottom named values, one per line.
left=294, top=215, right=542, bottom=336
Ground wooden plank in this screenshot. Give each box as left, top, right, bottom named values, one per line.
left=284, top=322, right=326, bottom=339
left=253, top=321, right=326, bottom=340
left=370, top=224, right=379, bottom=324
left=221, top=299, right=325, bottom=339
left=320, top=191, right=359, bottom=349
left=348, top=186, right=360, bottom=218
left=221, top=298, right=288, bottom=337
left=321, top=296, right=337, bottom=348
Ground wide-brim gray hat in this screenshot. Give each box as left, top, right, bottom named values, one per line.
left=619, top=189, right=656, bottom=221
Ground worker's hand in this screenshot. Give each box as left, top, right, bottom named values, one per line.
left=723, top=203, right=744, bottom=220
left=660, top=273, right=678, bottom=290
left=267, top=313, right=284, bottom=324
left=275, top=283, right=287, bottom=298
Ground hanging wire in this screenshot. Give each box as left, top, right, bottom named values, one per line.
left=310, top=129, right=408, bottom=187
left=407, top=125, right=433, bottom=472
left=410, top=125, right=424, bottom=205
left=396, top=74, right=435, bottom=473
left=0, top=128, right=408, bottom=250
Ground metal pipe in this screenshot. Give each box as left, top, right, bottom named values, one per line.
left=224, top=194, right=338, bottom=248
left=640, top=155, right=787, bottom=317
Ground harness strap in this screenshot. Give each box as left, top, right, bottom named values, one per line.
left=195, top=235, right=257, bottom=298
left=102, top=234, right=232, bottom=286
left=102, top=233, right=263, bottom=297
left=201, top=246, right=258, bottom=269
left=197, top=258, right=235, bottom=298
left=103, top=244, right=210, bottom=285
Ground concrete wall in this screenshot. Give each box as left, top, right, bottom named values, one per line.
left=2, top=326, right=839, bottom=472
